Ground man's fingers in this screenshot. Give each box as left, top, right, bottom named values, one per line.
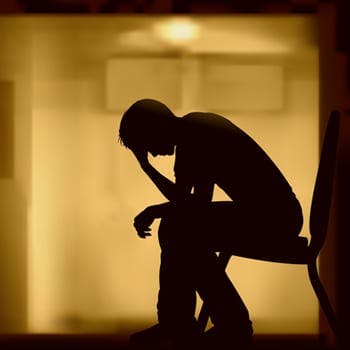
left=137, top=230, right=152, bottom=239
left=134, top=211, right=153, bottom=238
left=134, top=222, right=150, bottom=230
left=134, top=216, right=152, bottom=228
left=134, top=221, right=152, bottom=238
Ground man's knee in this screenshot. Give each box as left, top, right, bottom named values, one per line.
left=158, top=216, right=182, bottom=250
left=160, top=205, right=191, bottom=229
left=158, top=208, right=195, bottom=250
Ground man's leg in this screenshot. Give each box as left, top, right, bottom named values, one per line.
left=130, top=210, right=201, bottom=348
left=193, top=250, right=253, bottom=348
left=157, top=250, right=197, bottom=329
left=131, top=201, right=253, bottom=347
left=156, top=203, right=253, bottom=344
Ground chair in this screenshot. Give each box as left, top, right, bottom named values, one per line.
left=197, top=111, right=340, bottom=336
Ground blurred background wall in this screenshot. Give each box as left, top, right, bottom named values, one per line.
left=0, top=15, right=319, bottom=335
left=0, top=19, right=31, bottom=332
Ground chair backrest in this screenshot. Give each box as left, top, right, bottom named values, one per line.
left=309, top=110, right=340, bottom=257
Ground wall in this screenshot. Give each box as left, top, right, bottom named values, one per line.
left=0, top=17, right=31, bottom=332
left=0, top=15, right=320, bottom=335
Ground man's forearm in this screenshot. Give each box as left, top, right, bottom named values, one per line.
left=147, top=197, right=208, bottom=219
left=141, top=162, right=177, bottom=201
left=147, top=202, right=173, bottom=218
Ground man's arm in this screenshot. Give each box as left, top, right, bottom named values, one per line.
left=131, top=148, right=214, bottom=237
left=134, top=178, right=214, bottom=238
left=141, top=162, right=180, bottom=202
left=131, top=148, right=196, bottom=233
left=136, top=150, right=215, bottom=205
left=132, top=157, right=193, bottom=236
left=133, top=148, right=192, bottom=202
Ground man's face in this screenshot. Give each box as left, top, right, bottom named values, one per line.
left=148, top=138, right=175, bottom=157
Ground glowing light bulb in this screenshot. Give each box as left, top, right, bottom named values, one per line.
left=154, top=19, right=200, bottom=44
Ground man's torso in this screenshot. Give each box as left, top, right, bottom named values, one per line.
left=174, top=112, right=294, bottom=207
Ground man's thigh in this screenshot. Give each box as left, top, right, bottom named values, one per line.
left=159, top=201, right=259, bottom=251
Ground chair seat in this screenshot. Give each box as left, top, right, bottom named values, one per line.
left=227, top=236, right=310, bottom=264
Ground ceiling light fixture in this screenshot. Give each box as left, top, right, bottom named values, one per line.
left=154, top=18, right=200, bottom=44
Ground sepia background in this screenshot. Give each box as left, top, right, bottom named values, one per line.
left=0, top=15, right=320, bottom=335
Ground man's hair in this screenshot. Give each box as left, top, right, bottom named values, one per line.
left=118, top=99, right=175, bottom=149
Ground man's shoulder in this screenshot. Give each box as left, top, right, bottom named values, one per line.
left=181, top=111, right=243, bottom=140
left=182, top=111, right=238, bottom=129
left=182, top=111, right=225, bottom=120
left=181, top=111, right=206, bottom=122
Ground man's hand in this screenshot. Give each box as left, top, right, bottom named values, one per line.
left=133, top=207, right=156, bottom=239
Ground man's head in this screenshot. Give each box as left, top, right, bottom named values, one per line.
left=119, top=99, right=177, bottom=156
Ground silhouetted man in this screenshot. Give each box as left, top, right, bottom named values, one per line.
left=118, top=99, right=303, bottom=349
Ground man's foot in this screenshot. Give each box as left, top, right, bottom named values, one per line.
left=196, top=326, right=253, bottom=350
left=130, top=323, right=201, bottom=349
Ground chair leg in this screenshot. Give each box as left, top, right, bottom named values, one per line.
left=307, top=260, right=338, bottom=336
left=197, top=251, right=232, bottom=332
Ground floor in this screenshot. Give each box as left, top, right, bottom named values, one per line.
left=0, top=334, right=333, bottom=350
